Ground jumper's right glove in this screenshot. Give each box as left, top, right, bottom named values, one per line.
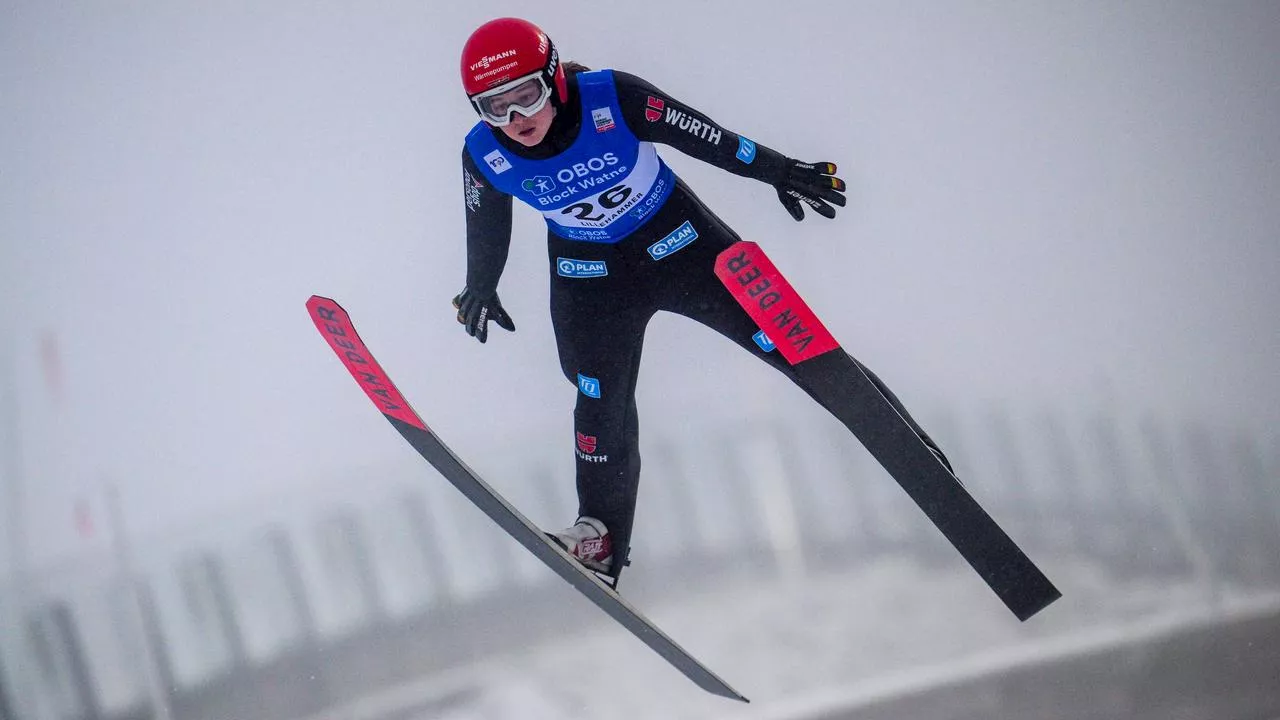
left=452, top=287, right=515, bottom=344
left=774, top=159, right=847, bottom=221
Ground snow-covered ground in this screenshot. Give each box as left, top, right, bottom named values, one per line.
left=306, top=553, right=1266, bottom=720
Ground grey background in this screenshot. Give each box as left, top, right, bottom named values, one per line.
left=2, top=0, right=1277, bottom=588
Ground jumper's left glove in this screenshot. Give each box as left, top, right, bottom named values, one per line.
left=774, top=160, right=847, bottom=221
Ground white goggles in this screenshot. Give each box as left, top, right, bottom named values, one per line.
left=470, top=73, right=553, bottom=127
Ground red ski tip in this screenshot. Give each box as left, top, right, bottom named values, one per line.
left=306, top=295, right=427, bottom=432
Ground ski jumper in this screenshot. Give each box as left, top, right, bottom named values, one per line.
left=462, top=69, right=948, bottom=572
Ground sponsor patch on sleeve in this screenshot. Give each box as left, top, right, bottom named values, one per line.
left=644, top=95, right=665, bottom=122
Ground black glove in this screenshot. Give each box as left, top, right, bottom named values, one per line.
left=774, top=160, right=847, bottom=221
left=451, top=288, right=515, bottom=343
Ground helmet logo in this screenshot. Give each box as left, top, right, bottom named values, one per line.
left=461, top=19, right=559, bottom=100
left=469, top=49, right=517, bottom=72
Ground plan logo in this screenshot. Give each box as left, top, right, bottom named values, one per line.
left=592, top=107, right=616, bottom=133
left=736, top=136, right=757, bottom=164
left=577, top=373, right=601, bottom=398
left=482, top=149, right=511, bottom=174
left=557, top=257, right=608, bottom=278
left=647, top=220, right=698, bottom=260
left=522, top=175, right=557, bottom=196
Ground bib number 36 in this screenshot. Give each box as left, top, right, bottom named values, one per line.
left=560, top=184, right=633, bottom=223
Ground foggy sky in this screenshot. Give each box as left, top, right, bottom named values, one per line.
left=2, top=1, right=1277, bottom=571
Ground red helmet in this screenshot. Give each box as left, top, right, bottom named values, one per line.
left=460, top=18, right=568, bottom=113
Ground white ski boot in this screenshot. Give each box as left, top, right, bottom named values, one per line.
left=550, top=516, right=613, bottom=573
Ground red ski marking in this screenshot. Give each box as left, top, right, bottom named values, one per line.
left=306, top=295, right=427, bottom=431
left=714, top=242, right=840, bottom=365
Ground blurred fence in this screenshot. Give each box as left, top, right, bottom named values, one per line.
left=0, top=405, right=1276, bottom=720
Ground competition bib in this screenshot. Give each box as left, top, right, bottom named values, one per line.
left=465, top=70, right=675, bottom=243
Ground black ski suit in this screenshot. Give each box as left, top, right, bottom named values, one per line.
left=460, top=69, right=948, bottom=576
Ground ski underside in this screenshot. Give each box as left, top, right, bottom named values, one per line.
left=712, top=242, right=1061, bottom=622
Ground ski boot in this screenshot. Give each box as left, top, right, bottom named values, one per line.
left=549, top=516, right=613, bottom=574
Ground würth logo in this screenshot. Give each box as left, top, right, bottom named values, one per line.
left=663, top=107, right=722, bottom=145
left=644, top=96, right=664, bottom=122
left=575, top=431, right=607, bottom=462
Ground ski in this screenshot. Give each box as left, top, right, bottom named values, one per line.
left=716, top=241, right=1061, bottom=621
left=305, top=295, right=747, bottom=703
